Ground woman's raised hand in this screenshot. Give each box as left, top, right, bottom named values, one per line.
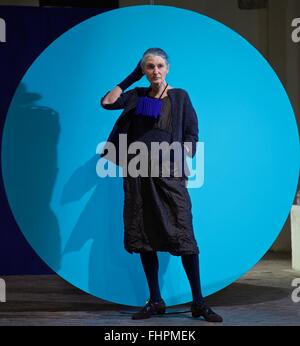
left=117, top=59, right=144, bottom=91
left=101, top=60, right=144, bottom=106
left=131, top=59, right=144, bottom=82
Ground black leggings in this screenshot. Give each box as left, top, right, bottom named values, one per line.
left=140, top=251, right=204, bottom=304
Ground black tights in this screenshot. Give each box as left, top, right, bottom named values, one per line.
left=140, top=251, right=204, bottom=304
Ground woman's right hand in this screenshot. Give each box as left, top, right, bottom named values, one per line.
left=130, top=60, right=144, bottom=83
left=101, top=59, right=144, bottom=106
left=117, top=59, right=144, bottom=91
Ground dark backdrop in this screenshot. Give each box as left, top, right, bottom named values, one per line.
left=0, top=5, right=115, bottom=275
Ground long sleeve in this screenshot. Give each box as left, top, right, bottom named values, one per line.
left=183, top=91, right=199, bottom=158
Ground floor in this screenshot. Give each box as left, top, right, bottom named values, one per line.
left=0, top=252, right=299, bottom=326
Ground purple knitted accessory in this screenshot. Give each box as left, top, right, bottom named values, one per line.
left=135, top=83, right=168, bottom=119
left=135, top=96, right=162, bottom=119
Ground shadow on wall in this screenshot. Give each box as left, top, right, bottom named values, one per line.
left=2, top=83, right=62, bottom=271
left=3, top=82, right=171, bottom=304
left=61, top=155, right=171, bottom=305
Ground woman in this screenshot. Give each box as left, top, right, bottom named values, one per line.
left=100, top=48, right=222, bottom=323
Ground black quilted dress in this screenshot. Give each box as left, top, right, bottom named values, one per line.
left=123, top=95, right=199, bottom=256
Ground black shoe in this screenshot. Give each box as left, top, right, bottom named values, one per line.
left=191, top=301, right=223, bottom=322
left=132, top=299, right=166, bottom=320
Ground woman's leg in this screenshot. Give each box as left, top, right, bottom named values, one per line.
left=140, top=251, right=162, bottom=302
left=181, top=254, right=223, bottom=322
left=181, top=253, right=205, bottom=304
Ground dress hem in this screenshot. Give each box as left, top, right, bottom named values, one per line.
left=125, top=247, right=200, bottom=256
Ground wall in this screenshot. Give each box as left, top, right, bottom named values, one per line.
left=119, top=0, right=299, bottom=252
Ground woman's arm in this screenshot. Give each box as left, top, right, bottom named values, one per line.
left=100, top=88, right=136, bottom=110
left=100, top=60, right=143, bottom=109
left=101, top=86, right=123, bottom=106
left=183, top=92, right=199, bottom=158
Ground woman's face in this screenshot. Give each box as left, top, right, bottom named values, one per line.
left=142, top=55, right=169, bottom=87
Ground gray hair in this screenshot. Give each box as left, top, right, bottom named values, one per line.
left=140, top=48, right=169, bottom=69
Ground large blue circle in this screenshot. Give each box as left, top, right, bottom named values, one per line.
left=1, top=5, right=299, bottom=306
